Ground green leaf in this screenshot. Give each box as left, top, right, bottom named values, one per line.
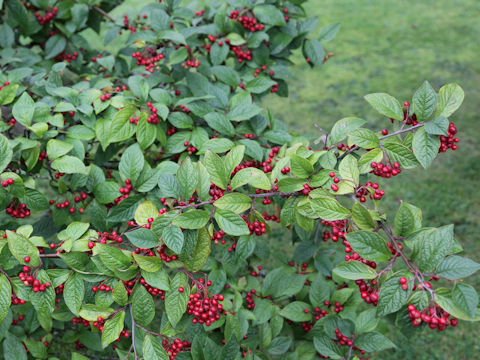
left=109, top=107, right=136, bottom=143
left=3, top=334, right=27, bottom=360
left=200, top=138, right=234, bottom=153
left=128, top=75, right=150, bottom=101
left=46, top=139, right=73, bottom=160
left=354, top=332, right=396, bottom=352
left=310, top=197, right=350, bottom=221
left=279, top=301, right=312, bottom=322
left=352, top=203, right=376, bottom=230
left=132, top=285, right=155, bottom=326
left=290, top=154, right=314, bottom=178
left=214, top=193, right=252, bottom=214
left=313, top=335, right=342, bottom=359
left=382, top=142, right=419, bottom=169
left=101, top=310, right=125, bottom=348
left=119, top=143, right=144, bottom=185
left=94, top=182, right=121, bottom=204
left=254, top=4, right=286, bottom=26
left=134, top=201, right=159, bottom=226
left=112, top=281, right=128, bottom=305
left=96, top=243, right=132, bottom=271
left=172, top=210, right=210, bottom=229
left=262, top=268, right=306, bottom=298
left=51, top=155, right=86, bottom=174
left=67, top=222, right=90, bottom=241
left=204, top=150, right=228, bottom=189
left=394, top=202, right=420, bottom=237
left=137, top=116, right=157, bottom=150
left=0, top=134, right=12, bottom=173
left=267, top=337, right=292, bottom=356
left=355, top=309, right=379, bottom=334
left=412, top=80, right=437, bottom=121
left=177, top=158, right=198, bottom=200
left=125, top=228, right=159, bottom=248
left=162, top=226, right=184, bottom=254
left=228, top=102, right=261, bottom=121
left=437, top=256, right=480, bottom=280
left=329, top=117, right=367, bottom=145
left=225, top=145, right=245, bottom=176
left=45, top=35, right=66, bottom=59
left=106, top=194, right=144, bottom=223
left=143, top=334, right=169, bottom=360
left=64, top=272, right=84, bottom=316
left=159, top=30, right=186, bottom=44
left=132, top=253, right=162, bottom=272
left=436, top=83, right=464, bottom=118
left=332, top=261, right=377, bottom=280
left=79, top=304, right=114, bottom=322
left=12, top=92, right=34, bottom=126
left=345, top=231, right=391, bottom=262
left=309, top=274, right=331, bottom=307
left=6, top=230, right=40, bottom=266
left=412, top=127, right=440, bottom=168
left=339, top=154, right=359, bottom=185
left=165, top=272, right=189, bottom=327
left=231, top=167, right=271, bottom=191
left=214, top=209, right=250, bottom=236
left=183, top=227, right=211, bottom=271
left=349, top=128, right=379, bottom=148
left=0, top=273, right=11, bottom=323
left=377, top=272, right=413, bottom=316
left=304, top=39, right=325, bottom=67
left=364, top=93, right=404, bottom=120
left=246, top=76, right=277, bottom=94
left=424, top=116, right=449, bottom=136
left=204, top=112, right=234, bottom=137
left=318, top=23, right=341, bottom=43
left=0, top=84, right=19, bottom=105
left=452, top=283, right=478, bottom=319
left=411, top=225, right=455, bottom=273
left=358, top=148, right=384, bottom=173
left=141, top=268, right=170, bottom=291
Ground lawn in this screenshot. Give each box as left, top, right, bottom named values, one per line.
left=264, top=0, right=480, bottom=358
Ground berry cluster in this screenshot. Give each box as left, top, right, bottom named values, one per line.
left=96, top=231, right=123, bottom=245
left=115, top=179, right=133, bottom=205
left=355, top=181, right=385, bottom=202
left=99, top=92, right=112, bottom=102
left=301, top=306, right=329, bottom=332
left=55, top=51, right=78, bottom=63
left=11, top=293, right=26, bottom=306
left=209, top=183, right=225, bottom=200
left=245, top=289, right=257, bottom=309
left=187, top=292, right=224, bottom=326
left=157, top=244, right=178, bottom=262
left=5, top=202, right=30, bottom=218
left=0, top=81, right=10, bottom=91
left=356, top=279, right=379, bottom=306
left=146, top=102, right=161, bottom=124
left=438, top=122, right=459, bottom=152
left=211, top=229, right=226, bottom=244
left=183, top=58, right=201, bottom=68
left=333, top=328, right=367, bottom=356
left=53, top=172, right=66, bottom=179
left=243, top=217, right=267, bottom=236
left=92, top=283, right=113, bottom=293
left=35, top=7, right=58, bottom=25
left=162, top=338, right=191, bottom=360
left=370, top=161, right=401, bottom=178
left=408, top=304, right=458, bottom=330
left=229, top=43, right=252, bottom=63
left=1, top=178, right=14, bottom=187
left=19, top=267, right=51, bottom=292
left=129, top=116, right=140, bottom=125
left=4, top=117, right=16, bottom=127
left=166, top=126, right=177, bottom=136
left=336, top=142, right=355, bottom=152
left=229, top=11, right=265, bottom=32
left=132, top=50, right=165, bottom=73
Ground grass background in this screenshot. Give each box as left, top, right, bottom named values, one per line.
left=262, top=0, right=480, bottom=358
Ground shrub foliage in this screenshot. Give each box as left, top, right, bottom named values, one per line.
left=0, top=0, right=477, bottom=359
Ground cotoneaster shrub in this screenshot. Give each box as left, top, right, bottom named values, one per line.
left=0, top=0, right=478, bottom=359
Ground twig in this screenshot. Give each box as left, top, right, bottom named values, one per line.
left=130, top=305, right=139, bottom=360
left=93, top=6, right=115, bottom=22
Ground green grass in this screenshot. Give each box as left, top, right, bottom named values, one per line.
left=264, top=0, right=480, bottom=358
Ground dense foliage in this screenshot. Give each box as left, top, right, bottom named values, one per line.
left=0, top=0, right=478, bottom=359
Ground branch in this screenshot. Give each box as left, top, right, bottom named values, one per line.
left=338, top=122, right=425, bottom=160
left=130, top=305, right=139, bottom=360
left=92, top=6, right=115, bottom=22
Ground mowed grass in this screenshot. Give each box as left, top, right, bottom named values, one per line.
left=264, top=0, right=480, bottom=358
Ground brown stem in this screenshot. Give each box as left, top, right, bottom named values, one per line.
left=92, top=6, right=115, bottom=22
